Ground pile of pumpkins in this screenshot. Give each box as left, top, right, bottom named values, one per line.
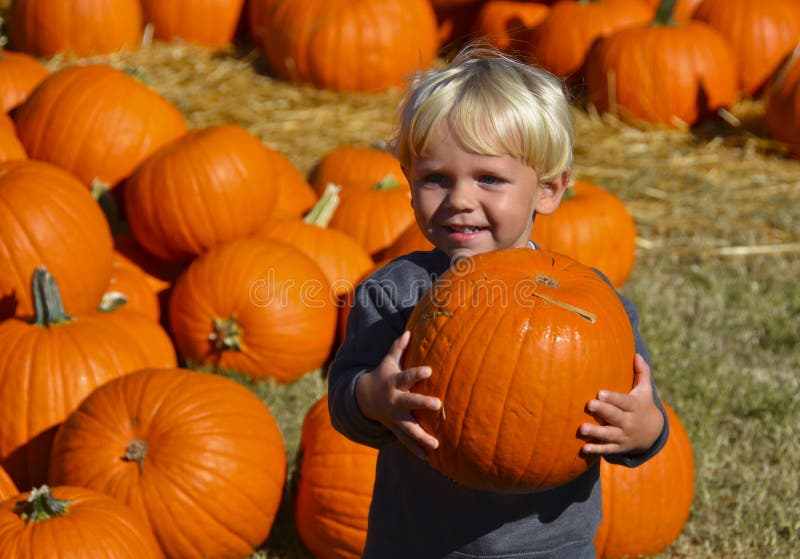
left=3, top=0, right=800, bottom=144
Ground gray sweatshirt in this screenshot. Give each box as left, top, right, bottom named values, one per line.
left=328, top=247, right=668, bottom=559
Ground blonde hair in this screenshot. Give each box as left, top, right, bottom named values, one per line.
left=393, top=44, right=574, bottom=184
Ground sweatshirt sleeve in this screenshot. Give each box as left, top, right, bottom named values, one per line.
left=603, top=284, right=670, bottom=468
left=327, top=275, right=409, bottom=448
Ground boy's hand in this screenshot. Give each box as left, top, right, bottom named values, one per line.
left=355, top=330, right=442, bottom=460
left=579, top=354, right=664, bottom=457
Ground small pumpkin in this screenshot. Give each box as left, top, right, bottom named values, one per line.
left=106, top=252, right=163, bottom=322
left=309, top=145, right=410, bottom=198
left=328, top=176, right=415, bottom=257
left=48, top=368, right=286, bottom=559
left=168, top=237, right=338, bottom=383
left=7, top=0, right=143, bottom=57
left=13, top=64, right=187, bottom=190
left=595, top=402, right=695, bottom=558
left=526, top=0, right=652, bottom=79
left=404, top=248, right=634, bottom=492
left=473, top=1, right=551, bottom=54
left=584, top=0, right=739, bottom=126
left=0, top=267, right=176, bottom=489
left=252, top=0, right=439, bottom=92
left=0, top=485, right=164, bottom=558
left=531, top=180, right=636, bottom=287
left=256, top=184, right=375, bottom=301
left=124, top=124, right=280, bottom=263
left=0, top=114, right=27, bottom=163
left=693, top=0, right=800, bottom=97
left=140, top=0, right=246, bottom=48
left=0, top=49, right=49, bottom=112
left=765, top=48, right=800, bottom=157
left=0, top=466, right=16, bottom=502
left=0, top=159, right=113, bottom=320
left=294, top=396, right=378, bottom=559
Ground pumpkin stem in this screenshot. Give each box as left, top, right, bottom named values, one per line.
left=124, top=439, right=148, bottom=474
left=653, top=0, right=678, bottom=25
left=562, top=185, right=576, bottom=201
left=12, top=485, right=73, bottom=522
left=530, top=275, right=597, bottom=323
left=98, top=291, right=128, bottom=312
left=209, top=315, right=243, bottom=351
left=303, top=183, right=342, bottom=227
left=31, top=267, right=74, bottom=326
left=372, top=174, right=403, bottom=191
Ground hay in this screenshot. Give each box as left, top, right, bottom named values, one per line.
left=23, top=40, right=800, bottom=259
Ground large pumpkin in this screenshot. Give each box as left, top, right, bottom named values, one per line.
left=0, top=159, right=113, bottom=320
left=252, top=0, right=439, bottom=92
left=693, top=0, right=800, bottom=97
left=765, top=49, right=800, bottom=157
left=526, top=0, right=652, bottom=79
left=294, top=396, right=378, bottom=559
left=48, top=368, right=287, bottom=559
left=168, top=237, right=338, bottom=383
left=13, top=64, right=187, bottom=190
left=595, top=402, right=695, bottom=558
left=0, top=267, right=176, bottom=489
left=531, top=180, right=636, bottom=287
left=124, top=124, right=280, bottom=263
left=584, top=1, right=738, bottom=127
left=0, top=485, right=164, bottom=558
left=0, top=49, right=48, bottom=112
left=404, top=248, right=634, bottom=492
left=7, top=0, right=143, bottom=57
left=140, top=0, right=246, bottom=48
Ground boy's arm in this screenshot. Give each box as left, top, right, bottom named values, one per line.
left=328, top=278, right=406, bottom=448
left=602, top=289, right=669, bottom=467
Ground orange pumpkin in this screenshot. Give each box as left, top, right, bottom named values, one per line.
left=294, top=396, right=378, bottom=559
left=595, top=402, right=695, bottom=558
left=693, top=0, right=800, bottom=97
left=0, top=114, right=27, bottom=163
left=473, top=1, right=551, bottom=54
left=328, top=176, right=415, bottom=257
left=0, top=267, right=176, bottom=489
left=766, top=48, right=800, bottom=157
left=0, top=485, right=164, bottom=558
left=256, top=185, right=374, bottom=300
left=48, top=368, right=286, bottom=559
left=7, top=0, right=143, bottom=57
left=124, top=124, right=280, bottom=263
left=252, top=0, right=439, bottom=92
left=310, top=145, right=410, bottom=198
left=106, top=252, right=162, bottom=321
left=13, top=64, right=187, bottom=190
left=0, top=159, right=113, bottom=320
left=531, top=180, right=636, bottom=287
left=140, top=0, right=246, bottom=48
left=0, top=466, right=16, bottom=502
left=584, top=3, right=739, bottom=127
left=168, top=237, right=338, bottom=383
left=404, top=248, right=634, bottom=492
left=526, top=0, right=652, bottom=79
left=640, top=0, right=701, bottom=22
left=0, top=49, right=48, bottom=112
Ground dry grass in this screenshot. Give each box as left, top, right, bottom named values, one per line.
left=5, top=33, right=799, bottom=558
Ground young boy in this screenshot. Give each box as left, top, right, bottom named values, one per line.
left=328, top=45, right=668, bottom=559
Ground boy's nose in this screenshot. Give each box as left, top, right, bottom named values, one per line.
left=444, top=181, right=478, bottom=211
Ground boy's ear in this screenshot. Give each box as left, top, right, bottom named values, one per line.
left=534, top=170, right=570, bottom=216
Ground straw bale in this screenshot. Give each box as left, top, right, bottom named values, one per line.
left=20, top=40, right=800, bottom=259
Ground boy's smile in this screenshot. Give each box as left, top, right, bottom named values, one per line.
left=406, top=123, right=568, bottom=260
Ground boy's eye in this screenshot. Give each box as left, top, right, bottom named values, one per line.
left=422, top=173, right=447, bottom=186
left=479, top=175, right=504, bottom=185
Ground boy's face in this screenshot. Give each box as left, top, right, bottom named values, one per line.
left=405, top=124, right=568, bottom=260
